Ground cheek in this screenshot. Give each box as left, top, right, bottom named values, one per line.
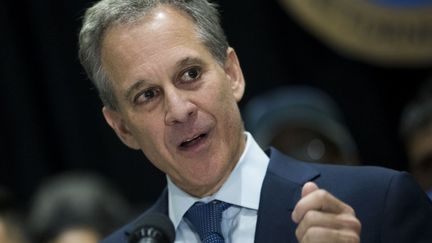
left=208, top=75, right=237, bottom=108
left=216, top=84, right=240, bottom=119
left=128, top=116, right=164, bottom=150
left=135, top=124, right=172, bottom=171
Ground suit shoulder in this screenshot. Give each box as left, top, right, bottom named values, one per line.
left=311, top=162, right=402, bottom=182
left=101, top=188, right=169, bottom=243
left=267, top=148, right=403, bottom=188
left=100, top=223, right=131, bottom=243
left=309, top=163, right=417, bottom=203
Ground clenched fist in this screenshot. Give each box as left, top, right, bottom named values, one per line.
left=292, top=182, right=361, bottom=243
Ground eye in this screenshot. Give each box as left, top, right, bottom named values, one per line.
left=180, top=66, right=202, bottom=82
left=134, top=87, right=160, bottom=105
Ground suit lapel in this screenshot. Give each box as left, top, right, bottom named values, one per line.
left=123, top=188, right=169, bottom=238
left=254, top=148, right=320, bottom=243
left=121, top=148, right=320, bottom=243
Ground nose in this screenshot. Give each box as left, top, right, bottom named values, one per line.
left=164, top=89, right=197, bottom=125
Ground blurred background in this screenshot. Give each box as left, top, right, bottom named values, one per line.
left=1, top=1, right=432, bottom=240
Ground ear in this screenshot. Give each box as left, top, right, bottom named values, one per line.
left=102, top=107, right=140, bottom=150
left=224, top=47, right=245, bottom=102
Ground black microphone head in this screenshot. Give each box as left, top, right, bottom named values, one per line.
left=128, top=212, right=175, bottom=243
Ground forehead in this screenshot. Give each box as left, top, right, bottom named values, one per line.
left=101, top=5, right=199, bottom=56
left=100, top=5, right=211, bottom=81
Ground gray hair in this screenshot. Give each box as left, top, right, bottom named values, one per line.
left=78, top=0, right=229, bottom=110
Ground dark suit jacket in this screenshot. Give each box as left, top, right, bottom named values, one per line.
left=101, top=148, right=432, bottom=243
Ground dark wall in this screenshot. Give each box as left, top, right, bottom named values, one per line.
left=221, top=0, right=432, bottom=170
left=1, top=0, right=431, bottom=208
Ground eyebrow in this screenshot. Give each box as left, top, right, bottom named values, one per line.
left=176, top=56, right=205, bottom=68
left=124, top=80, right=147, bottom=102
left=123, top=56, right=206, bottom=101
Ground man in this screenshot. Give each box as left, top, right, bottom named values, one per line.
left=400, top=81, right=432, bottom=200
left=78, top=0, right=432, bottom=242
left=243, top=86, right=360, bottom=165
left=0, top=188, right=28, bottom=243
left=27, top=172, right=132, bottom=243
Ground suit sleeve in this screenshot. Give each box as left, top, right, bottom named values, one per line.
left=381, top=172, right=432, bottom=242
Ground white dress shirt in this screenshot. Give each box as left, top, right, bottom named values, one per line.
left=167, top=132, right=270, bottom=243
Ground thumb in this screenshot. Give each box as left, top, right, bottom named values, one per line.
left=301, top=182, right=319, bottom=198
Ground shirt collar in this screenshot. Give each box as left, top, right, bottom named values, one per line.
left=167, top=132, right=270, bottom=229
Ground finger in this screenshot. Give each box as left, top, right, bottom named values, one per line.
left=292, top=189, right=355, bottom=223
left=299, top=227, right=360, bottom=243
left=295, top=210, right=361, bottom=240
left=292, top=182, right=320, bottom=222
left=301, top=182, right=319, bottom=198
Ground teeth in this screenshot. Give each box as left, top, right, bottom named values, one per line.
left=184, top=135, right=199, bottom=143
left=180, top=134, right=205, bottom=147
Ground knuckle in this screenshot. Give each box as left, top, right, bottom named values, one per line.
left=316, top=189, right=328, bottom=199
left=295, top=226, right=302, bottom=240
left=303, top=227, right=324, bottom=242
left=348, top=216, right=361, bottom=232
left=337, top=214, right=362, bottom=233
left=352, top=218, right=362, bottom=233
left=345, top=205, right=356, bottom=215
left=292, top=205, right=305, bottom=222
left=303, top=210, right=319, bottom=222
left=307, top=226, right=324, bottom=236
left=303, top=227, right=360, bottom=243
left=340, top=231, right=360, bottom=243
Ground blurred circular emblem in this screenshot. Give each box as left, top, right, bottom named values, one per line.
left=278, top=0, right=432, bottom=66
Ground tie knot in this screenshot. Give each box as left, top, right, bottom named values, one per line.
left=184, top=200, right=230, bottom=243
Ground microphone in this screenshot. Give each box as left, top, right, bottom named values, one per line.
left=128, top=212, right=175, bottom=243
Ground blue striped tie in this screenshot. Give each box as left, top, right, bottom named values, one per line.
left=185, top=200, right=230, bottom=243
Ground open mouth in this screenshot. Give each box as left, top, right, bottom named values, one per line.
left=179, top=133, right=207, bottom=149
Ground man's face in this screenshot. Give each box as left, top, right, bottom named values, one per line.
left=100, top=6, right=246, bottom=197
